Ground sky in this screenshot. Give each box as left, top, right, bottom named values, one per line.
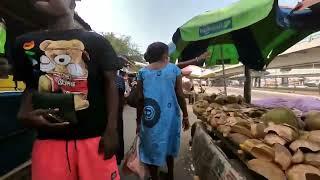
left=76, top=0, right=298, bottom=52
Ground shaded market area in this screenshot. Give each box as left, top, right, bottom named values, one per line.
left=169, top=0, right=320, bottom=179
left=2, top=0, right=320, bottom=180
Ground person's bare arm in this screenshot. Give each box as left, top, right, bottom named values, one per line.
left=175, top=75, right=190, bottom=130
left=177, top=58, right=201, bottom=69
left=17, top=88, right=70, bottom=132
left=176, top=51, right=210, bottom=69
left=136, top=80, right=144, bottom=133
left=100, top=71, right=119, bottom=159
left=104, top=71, right=118, bottom=130
left=18, top=88, right=35, bottom=126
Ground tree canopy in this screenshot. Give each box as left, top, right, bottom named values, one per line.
left=103, top=32, right=144, bottom=62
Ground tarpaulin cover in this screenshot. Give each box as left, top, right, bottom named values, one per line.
left=253, top=97, right=320, bottom=113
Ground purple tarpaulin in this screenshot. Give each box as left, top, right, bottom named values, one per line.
left=253, top=97, right=320, bottom=113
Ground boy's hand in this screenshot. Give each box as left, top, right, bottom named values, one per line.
left=23, top=108, right=70, bottom=132
left=99, top=128, right=119, bottom=160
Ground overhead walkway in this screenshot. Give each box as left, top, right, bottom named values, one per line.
left=212, top=32, right=320, bottom=78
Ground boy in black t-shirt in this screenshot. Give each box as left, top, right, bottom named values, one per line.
left=12, top=1, right=120, bottom=180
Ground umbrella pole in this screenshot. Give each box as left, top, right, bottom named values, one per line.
left=244, top=65, right=251, bottom=103
left=222, top=60, right=227, bottom=96
left=220, top=45, right=227, bottom=95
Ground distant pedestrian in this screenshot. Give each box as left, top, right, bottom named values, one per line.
left=136, top=42, right=190, bottom=180
left=115, top=56, right=127, bottom=165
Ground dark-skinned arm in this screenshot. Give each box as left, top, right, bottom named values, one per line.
left=104, top=71, right=118, bottom=129
left=175, top=75, right=190, bottom=130
left=17, top=87, right=70, bottom=132
left=99, top=71, right=119, bottom=159
left=136, top=80, right=143, bottom=133
left=177, top=58, right=202, bottom=69
left=176, top=51, right=210, bottom=69
left=13, top=36, right=69, bottom=132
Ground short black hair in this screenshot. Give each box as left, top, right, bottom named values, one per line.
left=70, top=0, right=76, bottom=9
left=144, top=42, right=168, bottom=63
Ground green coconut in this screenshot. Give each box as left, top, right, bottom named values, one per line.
left=192, top=100, right=209, bottom=117
left=304, top=111, right=320, bottom=130
left=226, top=95, right=239, bottom=104
left=208, top=93, right=217, bottom=103
left=262, top=108, right=299, bottom=128
left=237, top=95, right=246, bottom=104
left=214, top=95, right=228, bottom=105
left=203, top=93, right=217, bottom=103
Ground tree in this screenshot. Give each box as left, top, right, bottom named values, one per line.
left=103, top=32, right=144, bottom=62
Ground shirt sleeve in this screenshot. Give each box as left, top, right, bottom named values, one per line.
left=12, top=37, right=36, bottom=88
left=92, top=33, right=120, bottom=72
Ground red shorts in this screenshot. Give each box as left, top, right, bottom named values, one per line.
left=32, top=137, right=119, bottom=180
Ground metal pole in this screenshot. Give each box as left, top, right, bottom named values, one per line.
left=220, top=45, right=227, bottom=95
left=222, top=60, right=227, bottom=95
left=244, top=66, right=251, bottom=103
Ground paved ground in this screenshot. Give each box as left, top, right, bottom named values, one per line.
left=120, top=105, right=197, bottom=180
left=206, top=87, right=320, bottom=100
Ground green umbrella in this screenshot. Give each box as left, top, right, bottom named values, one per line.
left=0, top=20, right=6, bottom=55
left=206, top=44, right=239, bottom=67
left=170, top=0, right=315, bottom=70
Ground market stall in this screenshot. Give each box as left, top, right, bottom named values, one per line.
left=170, top=0, right=320, bottom=179
left=192, top=93, right=320, bottom=180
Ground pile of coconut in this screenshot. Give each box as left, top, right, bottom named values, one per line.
left=193, top=94, right=320, bottom=180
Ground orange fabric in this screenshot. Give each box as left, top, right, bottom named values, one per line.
left=32, top=137, right=119, bottom=180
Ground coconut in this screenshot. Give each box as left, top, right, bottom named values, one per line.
left=192, top=100, right=209, bottom=117
left=304, top=152, right=320, bottom=168
left=262, top=108, right=299, bottom=128
left=197, top=93, right=210, bottom=101
left=226, top=95, right=238, bottom=104
left=214, top=95, right=227, bottom=105
left=240, top=139, right=275, bottom=161
left=209, top=103, right=222, bottom=110
left=251, top=123, right=267, bottom=139
left=217, top=125, right=231, bottom=137
left=286, top=164, right=320, bottom=180
left=264, top=133, right=287, bottom=146
left=206, top=93, right=217, bottom=103
left=228, top=133, right=250, bottom=145
left=264, top=123, right=299, bottom=143
left=274, top=144, right=292, bottom=170
left=303, top=110, right=320, bottom=130
left=237, top=95, right=245, bottom=104
left=247, top=159, right=286, bottom=180
left=292, top=149, right=304, bottom=164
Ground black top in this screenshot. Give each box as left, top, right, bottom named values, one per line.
left=12, top=29, right=120, bottom=140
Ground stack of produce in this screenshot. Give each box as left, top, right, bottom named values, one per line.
left=192, top=94, right=320, bottom=180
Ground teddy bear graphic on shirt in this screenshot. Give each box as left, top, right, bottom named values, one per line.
left=38, top=39, right=90, bottom=111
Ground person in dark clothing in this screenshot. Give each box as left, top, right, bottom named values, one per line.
left=12, top=0, right=120, bottom=179
left=115, top=56, right=127, bottom=165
